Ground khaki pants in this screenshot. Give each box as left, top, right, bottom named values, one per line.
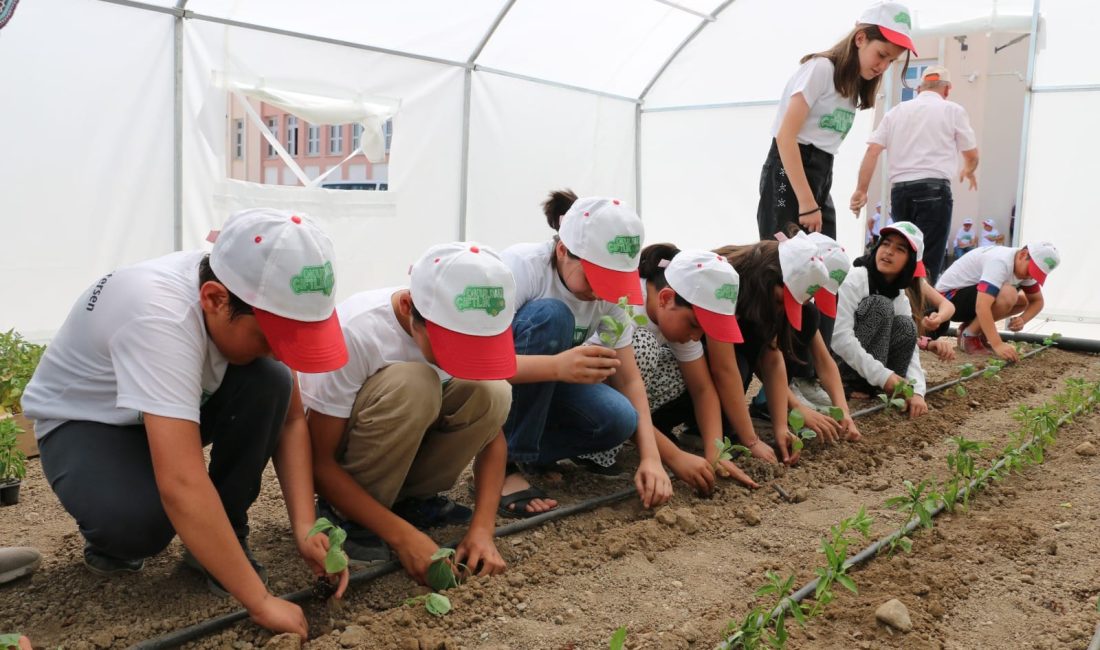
left=340, top=362, right=510, bottom=507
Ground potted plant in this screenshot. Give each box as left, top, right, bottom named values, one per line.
left=0, top=328, right=45, bottom=459
left=0, top=417, right=26, bottom=505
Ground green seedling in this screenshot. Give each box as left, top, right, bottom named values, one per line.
left=713, top=436, right=751, bottom=471
left=598, top=297, right=649, bottom=347
left=947, top=436, right=989, bottom=509
left=426, top=547, right=468, bottom=592
left=0, top=419, right=27, bottom=481
left=306, top=517, right=348, bottom=574
left=786, top=410, right=817, bottom=452
left=1042, top=332, right=1062, bottom=346
left=954, top=384, right=967, bottom=397
left=959, top=362, right=976, bottom=378
left=828, top=406, right=844, bottom=422
left=982, top=359, right=1006, bottom=380
left=884, top=479, right=939, bottom=554
left=877, top=378, right=914, bottom=413
left=609, top=626, right=627, bottom=650
left=404, top=592, right=452, bottom=617
left=0, top=634, right=21, bottom=650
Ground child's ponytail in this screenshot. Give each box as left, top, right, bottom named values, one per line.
left=639, top=243, right=681, bottom=284
left=542, top=189, right=578, bottom=231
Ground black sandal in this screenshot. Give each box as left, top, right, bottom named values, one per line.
left=498, top=486, right=553, bottom=519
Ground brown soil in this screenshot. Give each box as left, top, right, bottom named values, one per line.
left=1, top=346, right=1097, bottom=650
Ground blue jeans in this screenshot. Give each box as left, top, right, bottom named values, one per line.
left=503, top=299, right=637, bottom=464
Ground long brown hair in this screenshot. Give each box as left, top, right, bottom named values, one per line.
left=714, top=241, right=795, bottom=356
left=801, top=24, right=910, bottom=110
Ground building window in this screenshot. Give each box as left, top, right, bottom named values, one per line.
left=307, top=123, right=321, bottom=156
left=266, top=117, right=279, bottom=157
left=351, top=123, right=363, bottom=151
left=384, top=119, right=393, bottom=153
left=233, top=119, right=245, bottom=160
left=901, top=61, right=935, bottom=102
left=286, top=116, right=299, bottom=156
left=329, top=125, right=343, bottom=155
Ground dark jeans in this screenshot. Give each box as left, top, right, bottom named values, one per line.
left=891, top=178, right=953, bottom=283
left=39, top=358, right=292, bottom=560
left=757, top=138, right=836, bottom=240
left=503, top=299, right=637, bottom=465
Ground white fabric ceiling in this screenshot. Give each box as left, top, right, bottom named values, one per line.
left=2, top=0, right=1098, bottom=339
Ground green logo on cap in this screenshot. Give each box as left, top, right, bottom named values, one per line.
left=714, top=283, right=739, bottom=304
left=806, top=283, right=821, bottom=298
left=290, top=261, right=334, bottom=296
left=894, top=11, right=911, bottom=28
left=829, top=269, right=848, bottom=285
left=899, top=223, right=918, bottom=235
left=1043, top=256, right=1058, bottom=270
left=819, top=108, right=855, bottom=136
left=454, top=285, right=507, bottom=317
left=606, top=235, right=641, bottom=258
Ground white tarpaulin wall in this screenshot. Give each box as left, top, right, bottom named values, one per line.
left=2, top=0, right=1097, bottom=340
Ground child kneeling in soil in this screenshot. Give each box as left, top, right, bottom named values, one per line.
left=832, top=222, right=954, bottom=419
left=23, top=209, right=350, bottom=638
left=632, top=244, right=759, bottom=493
left=498, top=191, right=672, bottom=515
left=933, top=241, right=1060, bottom=362
left=301, top=242, right=517, bottom=585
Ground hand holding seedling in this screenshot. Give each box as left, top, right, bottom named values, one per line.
left=831, top=407, right=862, bottom=442
left=668, top=448, right=717, bottom=495
left=556, top=345, right=619, bottom=384
left=299, top=528, right=349, bottom=600
left=773, top=427, right=801, bottom=466
left=786, top=410, right=819, bottom=452
left=596, top=297, right=649, bottom=348
left=993, top=341, right=1018, bottom=362
left=455, top=527, right=505, bottom=578
left=794, top=405, right=842, bottom=444
left=906, top=394, right=928, bottom=418
left=393, top=527, right=442, bottom=585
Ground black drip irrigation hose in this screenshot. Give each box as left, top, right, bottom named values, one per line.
left=136, top=344, right=1056, bottom=649
left=132, top=489, right=636, bottom=649
left=947, top=327, right=1100, bottom=354
left=721, top=354, right=1095, bottom=650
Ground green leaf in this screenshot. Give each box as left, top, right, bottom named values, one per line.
left=425, top=593, right=452, bottom=616
left=828, top=406, right=844, bottom=422
left=896, top=536, right=913, bottom=553
left=730, top=444, right=751, bottom=457
left=787, top=409, right=805, bottom=431
left=0, top=634, right=22, bottom=650
left=891, top=398, right=906, bottom=409
left=801, top=430, right=817, bottom=440
left=788, top=599, right=807, bottom=625
left=307, top=517, right=336, bottom=538
left=632, top=314, right=648, bottom=326
left=323, top=526, right=349, bottom=574
left=835, top=573, right=858, bottom=594
left=427, top=558, right=458, bottom=591
left=955, top=384, right=967, bottom=397
left=791, top=437, right=804, bottom=452
left=429, top=547, right=456, bottom=562
left=609, top=626, right=628, bottom=650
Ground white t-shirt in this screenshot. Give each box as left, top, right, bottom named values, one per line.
left=641, top=280, right=704, bottom=363
left=979, top=227, right=1001, bottom=247
left=831, top=266, right=926, bottom=396
left=299, top=287, right=444, bottom=419
left=22, top=251, right=229, bottom=440
left=934, top=246, right=1037, bottom=297
left=502, top=240, right=634, bottom=349
left=771, top=57, right=859, bottom=155
left=867, top=91, right=978, bottom=183
left=954, top=227, right=977, bottom=248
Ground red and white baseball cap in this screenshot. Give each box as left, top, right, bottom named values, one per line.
left=806, top=233, right=851, bottom=319
left=779, top=233, right=830, bottom=332
left=983, top=218, right=995, bottom=228
left=921, top=65, right=952, bottom=84
left=664, top=250, right=743, bottom=344
left=880, top=221, right=927, bottom=278
left=210, top=208, right=348, bottom=373
left=410, top=242, right=517, bottom=380
left=558, top=197, right=645, bottom=305
left=859, top=1, right=918, bottom=55
left=1024, top=241, right=1060, bottom=286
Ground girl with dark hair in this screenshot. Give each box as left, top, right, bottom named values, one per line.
left=757, top=2, right=915, bottom=240
left=831, top=222, right=954, bottom=418
left=497, top=190, right=672, bottom=517
left=632, top=243, right=760, bottom=493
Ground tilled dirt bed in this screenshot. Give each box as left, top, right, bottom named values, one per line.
left=2, top=346, right=1099, bottom=650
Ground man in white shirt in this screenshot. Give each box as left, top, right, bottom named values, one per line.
left=850, top=65, right=979, bottom=283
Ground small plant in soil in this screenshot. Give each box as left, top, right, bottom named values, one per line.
left=608, top=626, right=627, bottom=650
left=597, top=297, right=648, bottom=347
left=827, top=406, right=844, bottom=422
left=884, top=479, right=938, bottom=554
left=405, top=548, right=468, bottom=617
left=982, top=358, right=1006, bottom=380
left=1042, top=332, right=1062, bottom=346
left=306, top=517, right=348, bottom=600
left=404, top=592, right=452, bottom=617
left=877, top=378, right=914, bottom=413
left=0, top=634, right=21, bottom=650
left=785, top=410, right=816, bottom=452
left=0, top=329, right=46, bottom=415
left=946, top=436, right=988, bottom=510
left=0, top=419, right=26, bottom=482
left=713, top=436, right=750, bottom=472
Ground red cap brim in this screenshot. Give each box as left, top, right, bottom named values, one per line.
left=1027, top=258, right=1048, bottom=286
left=425, top=321, right=516, bottom=380
left=579, top=259, right=643, bottom=305
left=693, top=305, right=743, bottom=344
left=783, top=285, right=804, bottom=331
left=813, top=288, right=837, bottom=319
left=879, top=25, right=917, bottom=55
left=254, top=308, right=348, bottom=373
left=914, top=260, right=927, bottom=278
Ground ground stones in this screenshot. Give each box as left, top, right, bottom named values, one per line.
left=874, top=598, right=913, bottom=632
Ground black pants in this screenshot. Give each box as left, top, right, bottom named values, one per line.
left=39, top=358, right=292, bottom=560
left=757, top=138, right=836, bottom=240
left=890, top=178, right=953, bottom=284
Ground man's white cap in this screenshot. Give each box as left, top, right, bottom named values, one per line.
left=778, top=233, right=830, bottom=331
left=922, top=65, right=951, bottom=84
left=963, top=218, right=973, bottom=225
left=806, top=233, right=851, bottom=318
left=210, top=208, right=347, bottom=373
left=558, top=197, right=645, bottom=305
left=880, top=220, right=927, bottom=278
left=410, top=242, right=517, bottom=380
left=858, top=1, right=918, bottom=55
left=664, top=250, right=743, bottom=343
left=1024, top=241, right=1060, bottom=286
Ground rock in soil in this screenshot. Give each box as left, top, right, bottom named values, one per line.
left=741, top=505, right=762, bottom=526
left=875, top=598, right=913, bottom=632
left=339, top=625, right=369, bottom=648
left=675, top=509, right=700, bottom=534
left=655, top=506, right=678, bottom=526
left=608, top=539, right=628, bottom=558
left=266, top=633, right=302, bottom=650
left=791, top=488, right=808, bottom=503
left=1075, top=441, right=1097, bottom=456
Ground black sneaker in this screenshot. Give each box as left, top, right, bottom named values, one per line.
left=569, top=456, right=629, bottom=479
left=182, top=539, right=268, bottom=598
left=83, top=543, right=144, bottom=577
left=392, top=495, right=473, bottom=529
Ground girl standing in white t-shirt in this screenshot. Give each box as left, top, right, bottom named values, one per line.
left=499, top=191, right=673, bottom=517
left=758, top=2, right=916, bottom=240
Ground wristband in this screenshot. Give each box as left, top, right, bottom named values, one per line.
left=917, top=335, right=931, bottom=350
left=798, top=207, right=822, bottom=217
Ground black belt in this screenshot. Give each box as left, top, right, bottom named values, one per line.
left=894, top=178, right=950, bottom=189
